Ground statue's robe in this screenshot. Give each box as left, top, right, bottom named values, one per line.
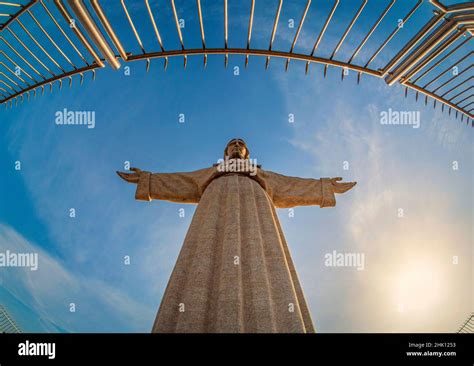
left=134, top=161, right=337, bottom=333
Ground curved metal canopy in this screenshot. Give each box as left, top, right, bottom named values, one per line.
left=0, top=0, right=473, bottom=125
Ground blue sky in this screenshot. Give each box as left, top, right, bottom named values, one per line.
left=0, top=0, right=472, bottom=333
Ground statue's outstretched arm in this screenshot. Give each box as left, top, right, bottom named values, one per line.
left=117, top=166, right=216, bottom=203
left=262, top=170, right=356, bottom=208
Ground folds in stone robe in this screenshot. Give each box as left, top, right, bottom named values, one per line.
left=134, top=165, right=336, bottom=333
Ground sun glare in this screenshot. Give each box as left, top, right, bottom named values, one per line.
left=393, top=260, right=444, bottom=315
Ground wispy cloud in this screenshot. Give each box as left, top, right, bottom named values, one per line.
left=0, top=223, right=154, bottom=332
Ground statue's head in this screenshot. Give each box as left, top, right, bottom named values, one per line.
left=224, top=138, right=249, bottom=159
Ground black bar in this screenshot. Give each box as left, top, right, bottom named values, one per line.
left=0, top=333, right=473, bottom=362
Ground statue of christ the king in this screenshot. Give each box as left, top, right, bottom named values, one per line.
left=117, top=138, right=356, bottom=333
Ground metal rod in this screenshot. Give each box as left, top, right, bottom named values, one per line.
left=306, top=0, right=339, bottom=73
left=196, top=0, right=206, bottom=66
left=91, top=0, right=128, bottom=61
left=66, top=0, right=120, bottom=69
left=0, top=87, right=10, bottom=96
left=413, top=35, right=471, bottom=84
left=349, top=0, right=396, bottom=64
left=171, top=0, right=184, bottom=50
left=224, top=0, right=228, bottom=66
left=0, top=49, right=37, bottom=82
left=269, top=0, right=283, bottom=51
left=196, top=0, right=205, bottom=49
left=382, top=12, right=446, bottom=77
left=171, top=0, right=186, bottom=66
left=447, top=85, right=473, bottom=102
left=403, top=28, right=467, bottom=82
left=266, top=0, right=283, bottom=68
left=121, top=0, right=145, bottom=54
left=224, top=0, right=228, bottom=48
left=0, top=61, right=30, bottom=85
left=127, top=47, right=382, bottom=77
left=403, top=80, right=472, bottom=119
left=1, top=32, right=50, bottom=78
left=286, top=0, right=311, bottom=70
left=0, top=2, right=21, bottom=6
left=54, top=0, right=104, bottom=67
left=444, top=2, right=474, bottom=13
left=0, top=78, right=18, bottom=92
left=0, top=71, right=19, bottom=88
left=0, top=0, right=37, bottom=31
left=290, top=0, right=312, bottom=53
left=40, top=0, right=88, bottom=65
left=386, top=14, right=473, bottom=84
left=440, top=76, right=473, bottom=97
left=145, top=0, right=167, bottom=68
left=432, top=65, right=472, bottom=92
left=16, top=19, right=66, bottom=73
left=1, top=64, right=100, bottom=104
left=0, top=86, right=9, bottom=96
left=26, top=9, right=75, bottom=68
left=423, top=51, right=472, bottom=88
left=456, top=94, right=472, bottom=106
left=325, top=0, right=367, bottom=76
left=365, top=0, right=423, bottom=68
left=429, top=0, right=448, bottom=12
left=7, top=27, right=55, bottom=76
left=330, top=0, right=367, bottom=60
left=245, top=0, right=255, bottom=67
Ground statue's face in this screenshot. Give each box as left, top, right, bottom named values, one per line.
left=225, top=139, right=248, bottom=159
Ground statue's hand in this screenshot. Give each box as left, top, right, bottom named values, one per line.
left=330, top=177, right=357, bottom=194
left=116, top=167, right=142, bottom=184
